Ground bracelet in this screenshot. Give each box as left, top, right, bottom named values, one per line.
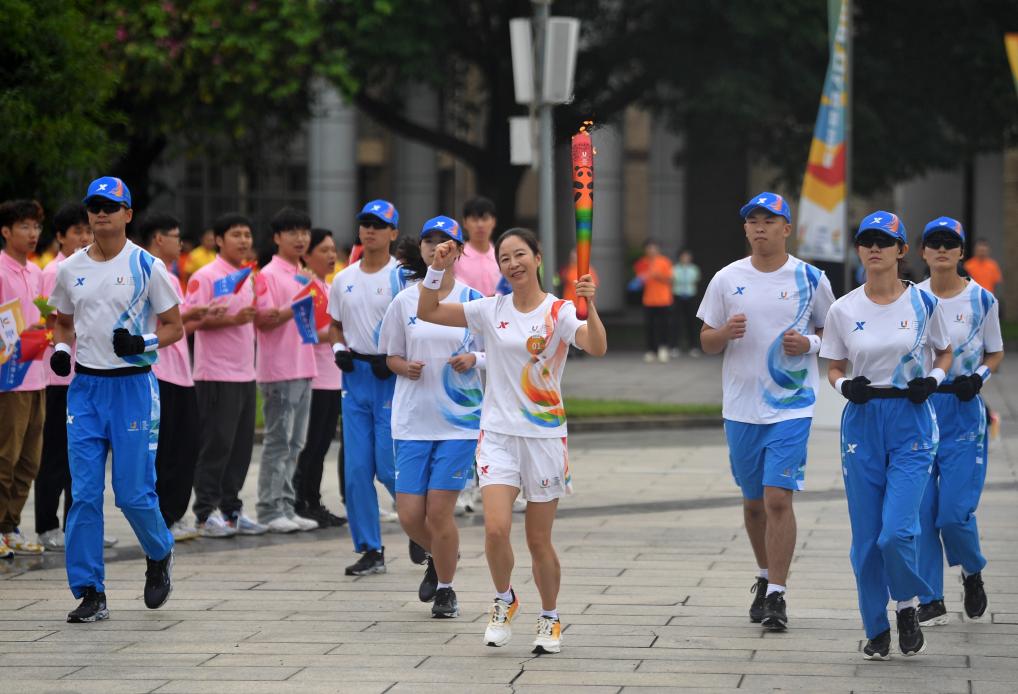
left=55, top=343, right=71, bottom=354
left=835, top=377, right=847, bottom=393
left=471, top=351, right=486, bottom=370
left=332, top=342, right=347, bottom=354
left=806, top=334, right=822, bottom=355
left=423, top=266, right=445, bottom=290
left=976, top=364, right=991, bottom=382
left=928, top=368, right=946, bottom=385
left=143, top=333, right=159, bottom=353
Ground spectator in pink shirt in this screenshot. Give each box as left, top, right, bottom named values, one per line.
left=141, top=213, right=209, bottom=543
left=0, top=199, right=47, bottom=557
left=453, top=197, right=501, bottom=297
left=186, top=213, right=262, bottom=538
left=35, top=204, right=93, bottom=551
left=254, top=208, right=319, bottom=533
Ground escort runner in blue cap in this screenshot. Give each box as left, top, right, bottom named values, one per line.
left=915, top=215, right=1003, bottom=628
left=378, top=213, right=484, bottom=618
left=698, top=190, right=835, bottom=633
left=820, top=210, right=953, bottom=659
left=328, top=199, right=407, bottom=576
left=50, top=176, right=183, bottom=622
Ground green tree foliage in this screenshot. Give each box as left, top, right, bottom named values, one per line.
left=0, top=1, right=118, bottom=206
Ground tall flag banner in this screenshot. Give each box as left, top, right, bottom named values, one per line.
left=797, top=0, right=849, bottom=263
left=292, top=280, right=329, bottom=330
left=212, top=263, right=256, bottom=298
left=291, top=295, right=318, bottom=344
left=1006, top=34, right=1018, bottom=98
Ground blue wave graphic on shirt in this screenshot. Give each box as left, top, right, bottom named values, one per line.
left=891, top=286, right=935, bottom=388
left=440, top=341, right=483, bottom=430
left=116, top=248, right=157, bottom=366
left=948, top=285, right=994, bottom=381
left=762, top=262, right=819, bottom=409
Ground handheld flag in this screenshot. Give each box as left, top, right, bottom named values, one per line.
left=292, top=281, right=329, bottom=330
left=212, top=263, right=256, bottom=298
left=33, top=296, right=56, bottom=318
left=0, top=341, right=31, bottom=391
left=18, top=328, right=51, bottom=362
left=0, top=298, right=26, bottom=365
left=291, top=295, right=318, bottom=344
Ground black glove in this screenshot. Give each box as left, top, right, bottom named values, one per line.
left=370, top=356, right=393, bottom=380
left=906, top=376, right=938, bottom=404
left=112, top=328, right=146, bottom=357
left=953, top=373, right=983, bottom=402
left=840, top=376, right=872, bottom=404
left=334, top=349, right=354, bottom=373
left=50, top=350, right=71, bottom=377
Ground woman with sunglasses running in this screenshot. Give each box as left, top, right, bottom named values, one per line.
left=913, top=217, right=1003, bottom=628
left=418, top=228, right=606, bottom=654
left=819, top=212, right=952, bottom=660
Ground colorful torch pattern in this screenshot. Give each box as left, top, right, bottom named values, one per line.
left=571, top=122, right=594, bottom=320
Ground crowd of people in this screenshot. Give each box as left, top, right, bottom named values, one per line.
left=0, top=180, right=1005, bottom=660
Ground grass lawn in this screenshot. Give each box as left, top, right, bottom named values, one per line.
left=254, top=391, right=718, bottom=428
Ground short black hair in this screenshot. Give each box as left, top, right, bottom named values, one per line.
left=307, top=227, right=333, bottom=254
left=463, top=196, right=496, bottom=219
left=212, top=212, right=253, bottom=238
left=53, top=203, right=88, bottom=237
left=271, top=207, right=312, bottom=234
left=137, top=212, right=181, bottom=247
left=0, top=199, right=44, bottom=229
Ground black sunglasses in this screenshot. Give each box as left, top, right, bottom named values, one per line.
left=855, top=232, right=898, bottom=249
left=86, top=200, right=125, bottom=215
left=923, top=234, right=962, bottom=251
left=359, top=219, right=391, bottom=230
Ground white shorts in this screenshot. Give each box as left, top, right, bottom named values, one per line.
left=476, top=431, right=572, bottom=502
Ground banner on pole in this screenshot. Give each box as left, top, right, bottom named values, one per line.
left=797, top=0, right=849, bottom=263
left=1006, top=34, right=1018, bottom=98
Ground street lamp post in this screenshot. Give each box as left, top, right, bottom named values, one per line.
left=533, top=0, right=556, bottom=291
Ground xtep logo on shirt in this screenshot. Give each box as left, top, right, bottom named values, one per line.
left=479, top=465, right=490, bottom=475
left=66, top=415, right=74, bottom=425
left=852, top=321, right=866, bottom=332
left=497, top=321, right=509, bottom=329
left=732, top=286, right=746, bottom=295
left=75, top=277, right=86, bottom=287
left=407, top=315, right=417, bottom=325
left=846, top=443, right=858, bottom=454
left=345, top=285, right=354, bottom=293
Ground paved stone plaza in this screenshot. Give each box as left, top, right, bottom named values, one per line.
left=2, top=354, right=1016, bottom=692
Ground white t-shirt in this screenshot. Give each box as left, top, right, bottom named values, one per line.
left=379, top=281, right=486, bottom=440
left=697, top=255, right=835, bottom=424
left=51, top=241, right=179, bottom=370
left=820, top=282, right=951, bottom=388
left=463, top=293, right=584, bottom=438
left=917, top=279, right=1003, bottom=382
left=327, top=257, right=407, bottom=355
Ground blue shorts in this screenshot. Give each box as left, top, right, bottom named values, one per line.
left=723, top=418, right=811, bottom=499
left=394, top=439, right=477, bottom=495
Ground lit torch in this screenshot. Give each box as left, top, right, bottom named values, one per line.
left=571, top=121, right=594, bottom=320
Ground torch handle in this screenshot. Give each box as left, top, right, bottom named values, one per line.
left=572, top=131, right=594, bottom=321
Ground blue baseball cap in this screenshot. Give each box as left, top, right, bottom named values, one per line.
left=739, top=192, right=791, bottom=223
left=357, top=199, right=399, bottom=228
left=83, top=176, right=132, bottom=207
left=922, top=216, right=965, bottom=243
left=856, top=211, right=907, bottom=243
left=420, top=215, right=464, bottom=243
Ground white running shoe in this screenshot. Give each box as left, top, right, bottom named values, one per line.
left=512, top=497, right=527, bottom=514
left=484, top=596, right=520, bottom=647
left=103, top=535, right=118, bottom=548
left=3, top=529, right=44, bottom=555
left=657, top=346, right=670, bottom=363
left=643, top=351, right=655, bottom=363
left=38, top=528, right=66, bottom=551
left=288, top=514, right=318, bottom=531
left=170, top=522, right=199, bottom=542
left=266, top=516, right=301, bottom=533
left=197, top=513, right=237, bottom=538
left=379, top=505, right=400, bottom=523
left=226, top=514, right=269, bottom=536
left=532, top=616, right=562, bottom=654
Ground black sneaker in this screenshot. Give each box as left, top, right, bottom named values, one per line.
left=761, top=591, right=788, bottom=632
left=432, top=587, right=459, bottom=618
left=896, top=606, right=926, bottom=656
left=345, top=548, right=386, bottom=576
left=962, top=572, right=987, bottom=619
left=409, top=539, right=428, bottom=565
left=419, top=555, right=438, bottom=602
left=144, top=550, right=173, bottom=609
left=319, top=507, right=347, bottom=528
left=917, top=599, right=949, bottom=626
left=67, top=587, right=109, bottom=623
left=862, top=629, right=891, bottom=660
left=749, top=577, right=768, bottom=623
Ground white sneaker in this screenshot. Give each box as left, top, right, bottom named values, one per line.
left=669, top=348, right=681, bottom=359
left=689, top=348, right=702, bottom=358
left=643, top=351, right=655, bottom=363
left=512, top=497, right=527, bottom=514
left=197, top=513, right=237, bottom=538
left=103, top=535, right=118, bottom=548
left=38, top=528, right=66, bottom=551
left=454, top=495, right=468, bottom=517
left=532, top=616, right=562, bottom=654
left=379, top=506, right=400, bottom=523
left=288, top=515, right=318, bottom=531
left=657, top=346, right=670, bottom=363
left=3, top=529, right=44, bottom=555
left=226, top=514, right=269, bottom=536
left=170, top=521, right=199, bottom=541
left=266, top=516, right=301, bottom=533
left=484, top=596, right=520, bottom=647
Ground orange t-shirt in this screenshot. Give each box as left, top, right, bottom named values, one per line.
left=964, top=258, right=1002, bottom=292
left=640, top=256, right=674, bottom=307
left=560, top=264, right=599, bottom=304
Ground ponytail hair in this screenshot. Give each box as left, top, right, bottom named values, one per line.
left=395, top=236, right=428, bottom=280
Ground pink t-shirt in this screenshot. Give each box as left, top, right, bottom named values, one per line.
left=41, top=252, right=75, bottom=387
left=152, top=274, right=193, bottom=388
left=186, top=255, right=256, bottom=383
left=254, top=256, right=317, bottom=383
left=454, top=243, right=500, bottom=297
left=310, top=277, right=341, bottom=391
left=0, top=250, right=46, bottom=391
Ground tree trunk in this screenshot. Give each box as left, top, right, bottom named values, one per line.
left=110, top=133, right=168, bottom=219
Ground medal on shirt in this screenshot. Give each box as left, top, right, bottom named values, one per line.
left=526, top=324, right=547, bottom=356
